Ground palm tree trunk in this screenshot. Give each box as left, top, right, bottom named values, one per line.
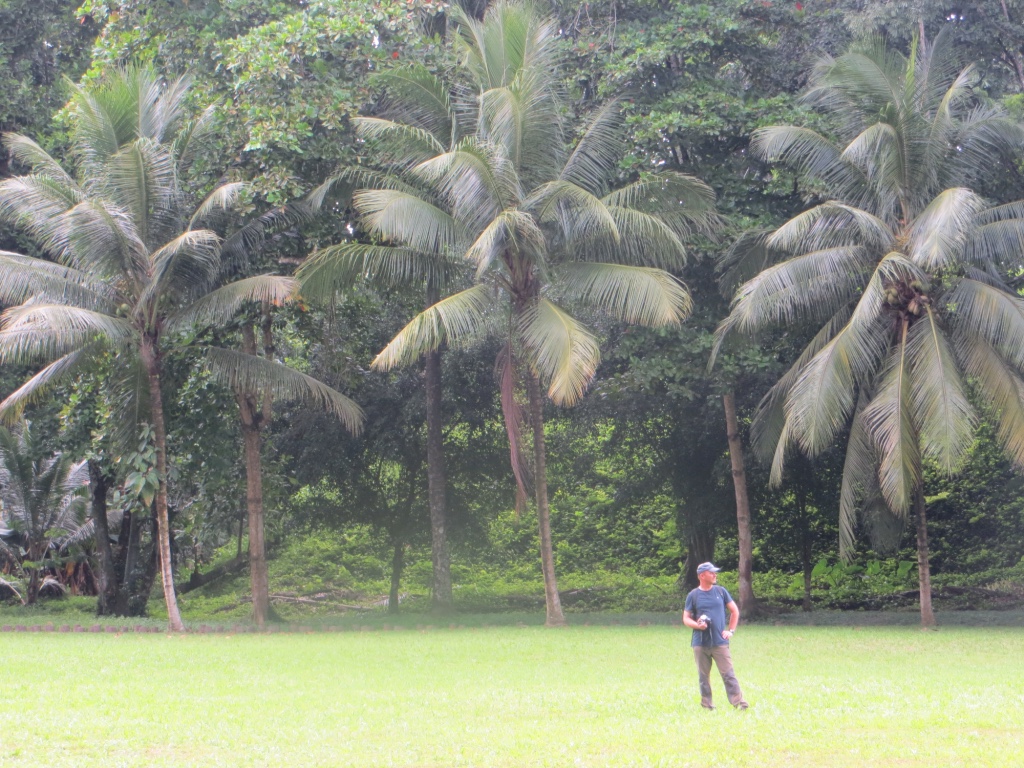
left=424, top=346, right=453, bottom=612
left=239, top=398, right=271, bottom=627
left=238, top=321, right=271, bottom=628
left=723, top=391, right=757, bottom=614
left=140, top=335, right=185, bottom=632
left=798, top=484, right=812, bottom=612
left=525, top=369, right=566, bottom=627
left=26, top=552, right=41, bottom=606
left=388, top=538, right=405, bottom=615
left=89, top=460, right=118, bottom=615
left=914, top=491, right=936, bottom=627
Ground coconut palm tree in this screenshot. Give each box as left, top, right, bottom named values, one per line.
left=714, top=32, right=1024, bottom=626
left=0, top=420, right=89, bottom=604
left=0, top=66, right=362, bottom=630
left=298, top=64, right=476, bottom=613
left=310, top=1, right=718, bottom=626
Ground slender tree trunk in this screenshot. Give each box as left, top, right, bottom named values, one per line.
left=424, top=345, right=453, bottom=612
left=525, top=370, right=566, bottom=627
left=914, top=491, right=936, bottom=627
left=388, top=539, right=405, bottom=615
left=723, top=392, right=757, bottom=614
left=26, top=553, right=41, bottom=605
left=798, top=485, right=812, bottom=612
left=680, top=517, right=715, bottom=591
left=239, top=400, right=270, bottom=627
left=237, top=321, right=271, bottom=628
left=89, top=460, right=117, bottom=615
left=140, top=335, right=185, bottom=631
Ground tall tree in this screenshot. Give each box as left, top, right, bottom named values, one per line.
left=715, top=32, right=1024, bottom=627
left=298, top=66, right=468, bottom=610
left=0, top=67, right=359, bottom=629
left=345, top=2, right=717, bottom=625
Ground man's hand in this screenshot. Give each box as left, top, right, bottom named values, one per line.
left=721, top=629, right=734, bottom=640
left=696, top=619, right=708, bottom=630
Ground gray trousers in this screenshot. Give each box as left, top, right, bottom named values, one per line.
left=693, top=644, right=745, bottom=707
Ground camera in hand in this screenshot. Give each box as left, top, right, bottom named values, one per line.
left=697, top=614, right=711, bottom=628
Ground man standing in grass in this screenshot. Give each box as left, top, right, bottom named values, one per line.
left=683, top=562, right=749, bottom=710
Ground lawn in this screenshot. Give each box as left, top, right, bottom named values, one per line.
left=1, top=622, right=1022, bottom=767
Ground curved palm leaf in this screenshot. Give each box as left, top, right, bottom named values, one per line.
left=372, top=284, right=493, bottom=371
left=206, top=348, right=364, bottom=434
left=555, top=263, right=692, bottom=327
left=518, top=298, right=600, bottom=406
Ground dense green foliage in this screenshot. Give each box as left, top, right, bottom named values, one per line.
left=1, top=0, right=1023, bottom=627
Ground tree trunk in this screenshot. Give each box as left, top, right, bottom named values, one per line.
left=89, top=460, right=118, bottom=615
left=140, top=335, right=185, bottom=631
left=914, top=492, right=936, bottom=627
left=797, top=481, right=812, bottom=612
left=25, top=556, right=41, bottom=606
left=723, top=392, right=757, bottom=614
left=680, top=521, right=716, bottom=591
left=525, top=370, right=566, bottom=627
left=237, top=321, right=271, bottom=628
left=424, top=346, right=453, bottom=612
left=388, top=538, right=405, bottom=615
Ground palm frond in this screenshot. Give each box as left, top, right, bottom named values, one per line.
left=517, top=298, right=600, bottom=406
left=3, top=134, right=77, bottom=186
left=307, top=166, right=423, bottom=210
left=206, top=348, right=363, bottom=433
left=862, top=323, right=919, bottom=517
left=0, top=252, right=117, bottom=310
left=138, top=230, right=222, bottom=315
left=0, top=350, right=92, bottom=425
left=0, top=304, right=134, bottom=364
left=766, top=202, right=894, bottom=253
left=297, top=243, right=453, bottom=301
left=372, top=284, right=493, bottom=371
left=907, top=306, right=975, bottom=473
left=527, top=179, right=620, bottom=246
left=749, top=307, right=852, bottom=460
left=466, top=209, right=545, bottom=278
left=555, top=263, right=691, bottom=327
left=945, top=278, right=1024, bottom=371
left=190, top=182, right=248, bottom=228
left=165, top=275, right=297, bottom=332
left=570, top=206, right=690, bottom=270
left=372, top=65, right=454, bottom=144
left=750, top=126, right=870, bottom=205
left=838, top=392, right=877, bottom=558
left=354, top=189, right=463, bottom=254
left=354, top=117, right=446, bottom=157
left=909, top=187, right=984, bottom=269
left=719, top=246, right=872, bottom=335
left=412, top=139, right=517, bottom=232
left=956, top=331, right=1024, bottom=468
left=559, top=99, right=623, bottom=196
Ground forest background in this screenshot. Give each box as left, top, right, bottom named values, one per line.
left=2, top=0, right=1024, bottom=626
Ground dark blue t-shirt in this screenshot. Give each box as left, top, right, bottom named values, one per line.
left=684, top=586, right=734, bottom=647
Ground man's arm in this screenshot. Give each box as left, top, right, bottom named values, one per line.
left=722, top=600, right=740, bottom=640
left=682, top=609, right=707, bottom=630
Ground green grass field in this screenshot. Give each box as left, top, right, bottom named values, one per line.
left=2, top=622, right=1021, bottom=767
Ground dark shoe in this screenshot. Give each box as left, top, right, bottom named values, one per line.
left=735, top=701, right=749, bottom=710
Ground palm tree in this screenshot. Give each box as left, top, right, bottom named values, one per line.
left=298, top=65, right=474, bottom=613
left=0, top=420, right=89, bottom=604
left=714, top=32, right=1024, bottom=627
left=0, top=66, right=361, bottom=630
left=315, top=1, right=718, bottom=626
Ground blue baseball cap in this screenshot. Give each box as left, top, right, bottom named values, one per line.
left=696, top=562, right=721, bottom=574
